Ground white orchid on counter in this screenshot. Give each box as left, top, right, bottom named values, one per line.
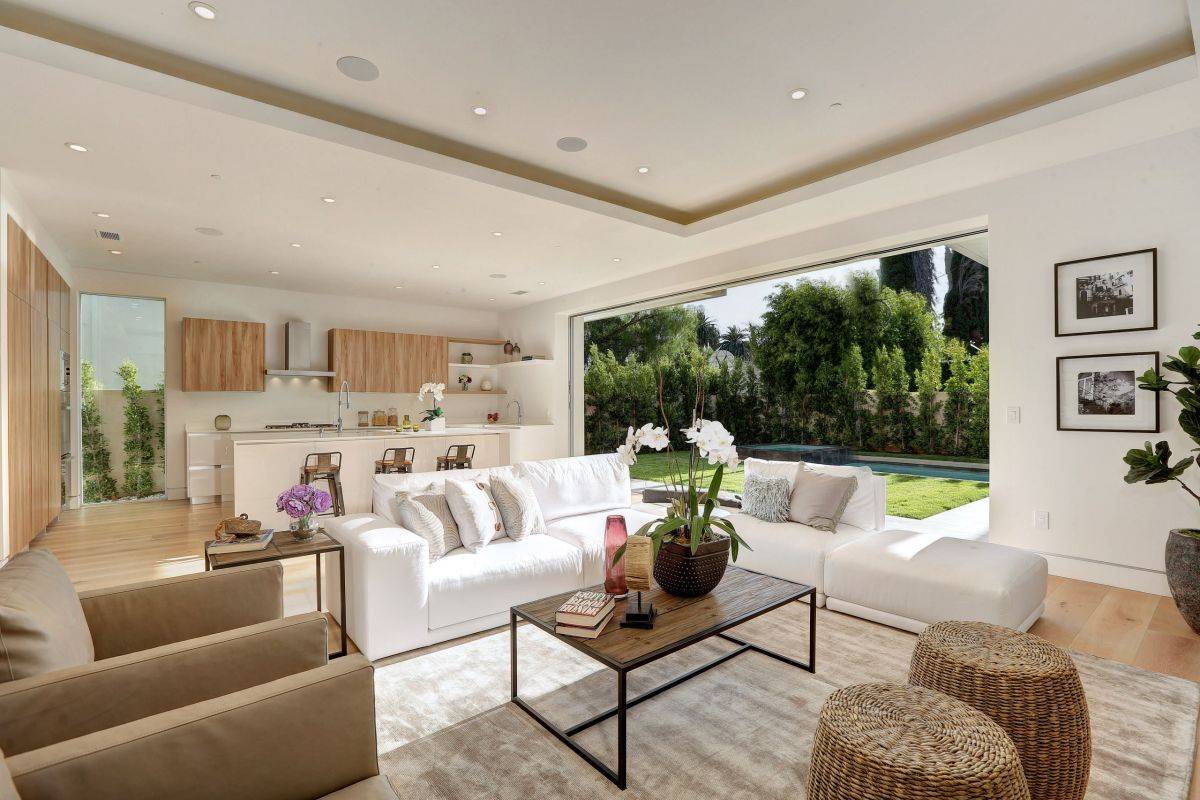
left=418, top=382, right=446, bottom=423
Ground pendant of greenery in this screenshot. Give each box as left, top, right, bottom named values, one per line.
left=1123, top=330, right=1200, bottom=534
left=81, top=361, right=118, bottom=502
left=118, top=360, right=159, bottom=498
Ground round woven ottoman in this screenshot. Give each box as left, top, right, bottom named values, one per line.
left=909, top=621, right=1091, bottom=800
left=808, top=683, right=1031, bottom=800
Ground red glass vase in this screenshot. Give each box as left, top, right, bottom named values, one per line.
left=604, top=514, right=629, bottom=597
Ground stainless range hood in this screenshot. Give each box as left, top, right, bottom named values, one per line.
left=265, top=321, right=336, bottom=377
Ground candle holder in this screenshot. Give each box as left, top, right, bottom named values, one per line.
left=619, top=534, right=656, bottom=629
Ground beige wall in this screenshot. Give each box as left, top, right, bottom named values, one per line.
left=73, top=268, right=504, bottom=500
left=501, top=127, right=1200, bottom=596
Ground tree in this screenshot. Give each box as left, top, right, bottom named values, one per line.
left=879, top=249, right=936, bottom=310
left=118, top=360, right=157, bottom=497
left=81, top=361, right=117, bottom=502
left=881, top=287, right=938, bottom=383
left=694, top=310, right=720, bottom=350
left=719, top=325, right=748, bottom=357
left=583, top=345, right=658, bottom=453
left=942, top=338, right=972, bottom=455
left=966, top=345, right=990, bottom=457
left=583, top=306, right=700, bottom=366
left=944, top=250, right=989, bottom=349
left=872, top=345, right=912, bottom=451
left=836, top=345, right=868, bottom=448
left=913, top=335, right=944, bottom=454
left=846, top=271, right=887, bottom=380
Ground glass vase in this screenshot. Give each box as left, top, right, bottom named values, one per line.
left=604, top=515, right=629, bottom=597
left=293, top=513, right=319, bottom=540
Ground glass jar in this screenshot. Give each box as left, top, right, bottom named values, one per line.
left=401, top=414, right=412, bottom=430
left=387, top=407, right=399, bottom=427
left=372, top=409, right=387, bottom=427
left=357, top=410, right=369, bottom=427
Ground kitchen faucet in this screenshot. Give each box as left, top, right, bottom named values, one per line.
left=337, top=380, right=352, bottom=433
left=506, top=399, right=523, bottom=425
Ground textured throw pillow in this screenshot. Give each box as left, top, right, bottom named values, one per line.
left=489, top=474, right=547, bottom=541
left=416, top=492, right=463, bottom=553
left=789, top=469, right=858, bottom=532
left=741, top=473, right=792, bottom=523
left=393, top=491, right=448, bottom=561
left=0, top=550, right=95, bottom=683
left=445, top=479, right=507, bottom=552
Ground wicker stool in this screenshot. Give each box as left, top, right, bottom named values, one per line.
left=909, top=621, right=1090, bottom=800
left=809, top=683, right=1030, bottom=800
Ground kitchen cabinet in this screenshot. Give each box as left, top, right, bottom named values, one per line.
left=182, top=317, right=265, bottom=392
left=327, top=329, right=446, bottom=393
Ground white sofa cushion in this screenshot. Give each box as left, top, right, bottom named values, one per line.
left=372, top=467, right=516, bottom=525
left=517, top=454, right=631, bottom=522
left=444, top=479, right=506, bottom=552
left=744, top=458, right=883, bottom=531
left=744, top=457, right=800, bottom=483
left=545, top=506, right=664, bottom=586
left=724, top=510, right=874, bottom=595
left=427, top=536, right=583, bottom=629
left=824, top=530, right=1048, bottom=632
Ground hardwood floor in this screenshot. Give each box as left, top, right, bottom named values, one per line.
left=28, top=500, right=1200, bottom=795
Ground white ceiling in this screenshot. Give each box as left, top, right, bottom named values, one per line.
left=0, top=1, right=1195, bottom=309
left=0, top=0, right=1192, bottom=219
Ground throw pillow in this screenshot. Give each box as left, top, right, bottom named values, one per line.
left=789, top=469, right=858, bottom=532
left=741, top=473, right=791, bottom=523
left=803, top=463, right=878, bottom=530
left=489, top=474, right=547, bottom=540
left=393, top=491, right=448, bottom=561
left=416, top=491, right=463, bottom=553
left=0, top=550, right=95, bottom=683
left=445, top=479, right=507, bottom=552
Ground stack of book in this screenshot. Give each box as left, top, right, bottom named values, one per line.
left=555, top=590, right=615, bottom=638
left=206, top=529, right=274, bottom=554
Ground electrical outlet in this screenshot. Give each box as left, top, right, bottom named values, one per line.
left=1006, top=406, right=1021, bottom=424
left=1034, top=511, right=1050, bottom=530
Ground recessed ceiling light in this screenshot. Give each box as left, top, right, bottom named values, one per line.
left=431, top=264, right=440, bottom=270
left=65, top=142, right=88, bottom=152
left=790, top=88, right=808, bottom=100
left=472, top=106, right=488, bottom=116
left=194, top=226, right=223, bottom=236
left=290, top=242, right=302, bottom=248
left=556, top=136, right=588, bottom=152
left=107, top=249, right=122, bottom=255
left=829, top=102, right=843, bottom=110
left=394, top=285, right=404, bottom=289
left=636, top=166, right=650, bottom=174
left=93, top=211, right=110, bottom=218
left=491, top=231, right=503, bottom=237
left=537, top=281, right=546, bottom=286
left=269, top=270, right=280, bottom=275
left=336, top=55, right=380, bottom=82
left=612, top=257, right=622, bottom=263
left=188, top=1, right=216, bottom=20
left=489, top=273, right=507, bottom=279
left=488, top=297, right=496, bottom=301
left=320, top=196, right=336, bottom=204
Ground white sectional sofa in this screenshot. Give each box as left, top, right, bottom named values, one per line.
left=324, top=453, right=1046, bottom=661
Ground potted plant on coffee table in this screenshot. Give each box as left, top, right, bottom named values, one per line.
left=611, top=376, right=751, bottom=598
left=1122, top=328, right=1200, bottom=632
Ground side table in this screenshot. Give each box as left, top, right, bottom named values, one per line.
left=205, top=530, right=347, bottom=658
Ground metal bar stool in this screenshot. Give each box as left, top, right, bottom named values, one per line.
left=436, top=443, right=475, bottom=471
left=375, top=446, right=415, bottom=475
left=299, top=451, right=346, bottom=516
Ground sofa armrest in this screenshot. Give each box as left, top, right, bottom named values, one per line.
left=8, top=656, right=379, bottom=800
left=872, top=475, right=887, bottom=531
left=0, top=612, right=328, bottom=756
left=79, top=561, right=284, bottom=659
left=323, top=514, right=429, bottom=661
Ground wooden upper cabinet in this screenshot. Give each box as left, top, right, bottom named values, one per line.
left=6, top=215, right=33, bottom=304
left=31, top=246, right=49, bottom=316
left=182, top=317, right=265, bottom=392
left=328, top=329, right=447, bottom=393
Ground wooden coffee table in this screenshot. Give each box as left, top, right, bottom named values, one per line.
left=510, top=567, right=815, bottom=789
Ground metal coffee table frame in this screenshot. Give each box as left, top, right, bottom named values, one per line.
left=510, top=584, right=815, bottom=790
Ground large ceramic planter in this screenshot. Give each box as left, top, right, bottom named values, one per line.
left=653, top=534, right=730, bottom=598
left=1166, top=529, right=1200, bottom=634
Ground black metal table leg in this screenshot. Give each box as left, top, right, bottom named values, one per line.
left=617, top=670, right=627, bottom=790
left=510, top=609, right=518, bottom=699
left=315, top=553, right=323, bottom=611
left=809, top=591, right=817, bottom=672
left=337, top=549, right=347, bottom=657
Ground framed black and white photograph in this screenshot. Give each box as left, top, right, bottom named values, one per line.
left=1056, top=351, right=1159, bottom=432
left=1054, top=248, right=1156, bottom=336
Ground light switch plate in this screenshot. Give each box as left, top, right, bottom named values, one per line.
left=1034, top=510, right=1050, bottom=530
left=1006, top=406, right=1021, bottom=424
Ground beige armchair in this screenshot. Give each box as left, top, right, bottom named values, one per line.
left=2, top=655, right=399, bottom=800
left=0, top=551, right=329, bottom=757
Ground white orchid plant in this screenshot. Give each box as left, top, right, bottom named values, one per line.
left=613, top=416, right=750, bottom=566
left=417, top=382, right=446, bottom=423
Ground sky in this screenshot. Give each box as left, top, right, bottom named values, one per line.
left=689, top=246, right=950, bottom=333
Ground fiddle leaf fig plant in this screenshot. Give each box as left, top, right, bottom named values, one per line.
left=1122, top=328, right=1200, bottom=535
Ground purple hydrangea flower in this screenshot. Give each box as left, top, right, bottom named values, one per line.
left=290, top=483, right=316, bottom=502
left=311, top=489, right=333, bottom=514
left=284, top=498, right=309, bottom=519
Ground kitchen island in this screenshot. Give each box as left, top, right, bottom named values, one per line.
left=233, top=427, right=508, bottom=530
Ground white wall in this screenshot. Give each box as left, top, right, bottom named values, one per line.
left=0, top=169, right=78, bottom=558
left=73, top=267, right=503, bottom=499
left=501, top=127, right=1200, bottom=595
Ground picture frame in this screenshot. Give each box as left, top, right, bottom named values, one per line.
left=1054, top=248, right=1156, bottom=337
left=1056, top=351, right=1159, bottom=433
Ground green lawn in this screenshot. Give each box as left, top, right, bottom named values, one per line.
left=627, top=451, right=989, bottom=520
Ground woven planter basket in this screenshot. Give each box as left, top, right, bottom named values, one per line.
left=808, top=682, right=1030, bottom=800
left=908, top=621, right=1091, bottom=800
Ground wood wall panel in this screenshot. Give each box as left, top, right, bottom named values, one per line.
left=31, top=309, right=49, bottom=530
left=32, top=246, right=48, bottom=317
left=182, top=317, right=265, bottom=392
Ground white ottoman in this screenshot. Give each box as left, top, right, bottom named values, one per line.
left=824, top=530, right=1047, bottom=634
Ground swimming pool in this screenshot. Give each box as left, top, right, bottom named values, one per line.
left=849, top=459, right=989, bottom=483
left=742, top=444, right=989, bottom=482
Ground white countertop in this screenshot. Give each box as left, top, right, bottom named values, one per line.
left=189, top=421, right=553, bottom=435
left=230, top=426, right=532, bottom=445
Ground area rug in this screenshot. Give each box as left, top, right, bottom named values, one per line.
left=372, top=604, right=1198, bottom=798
